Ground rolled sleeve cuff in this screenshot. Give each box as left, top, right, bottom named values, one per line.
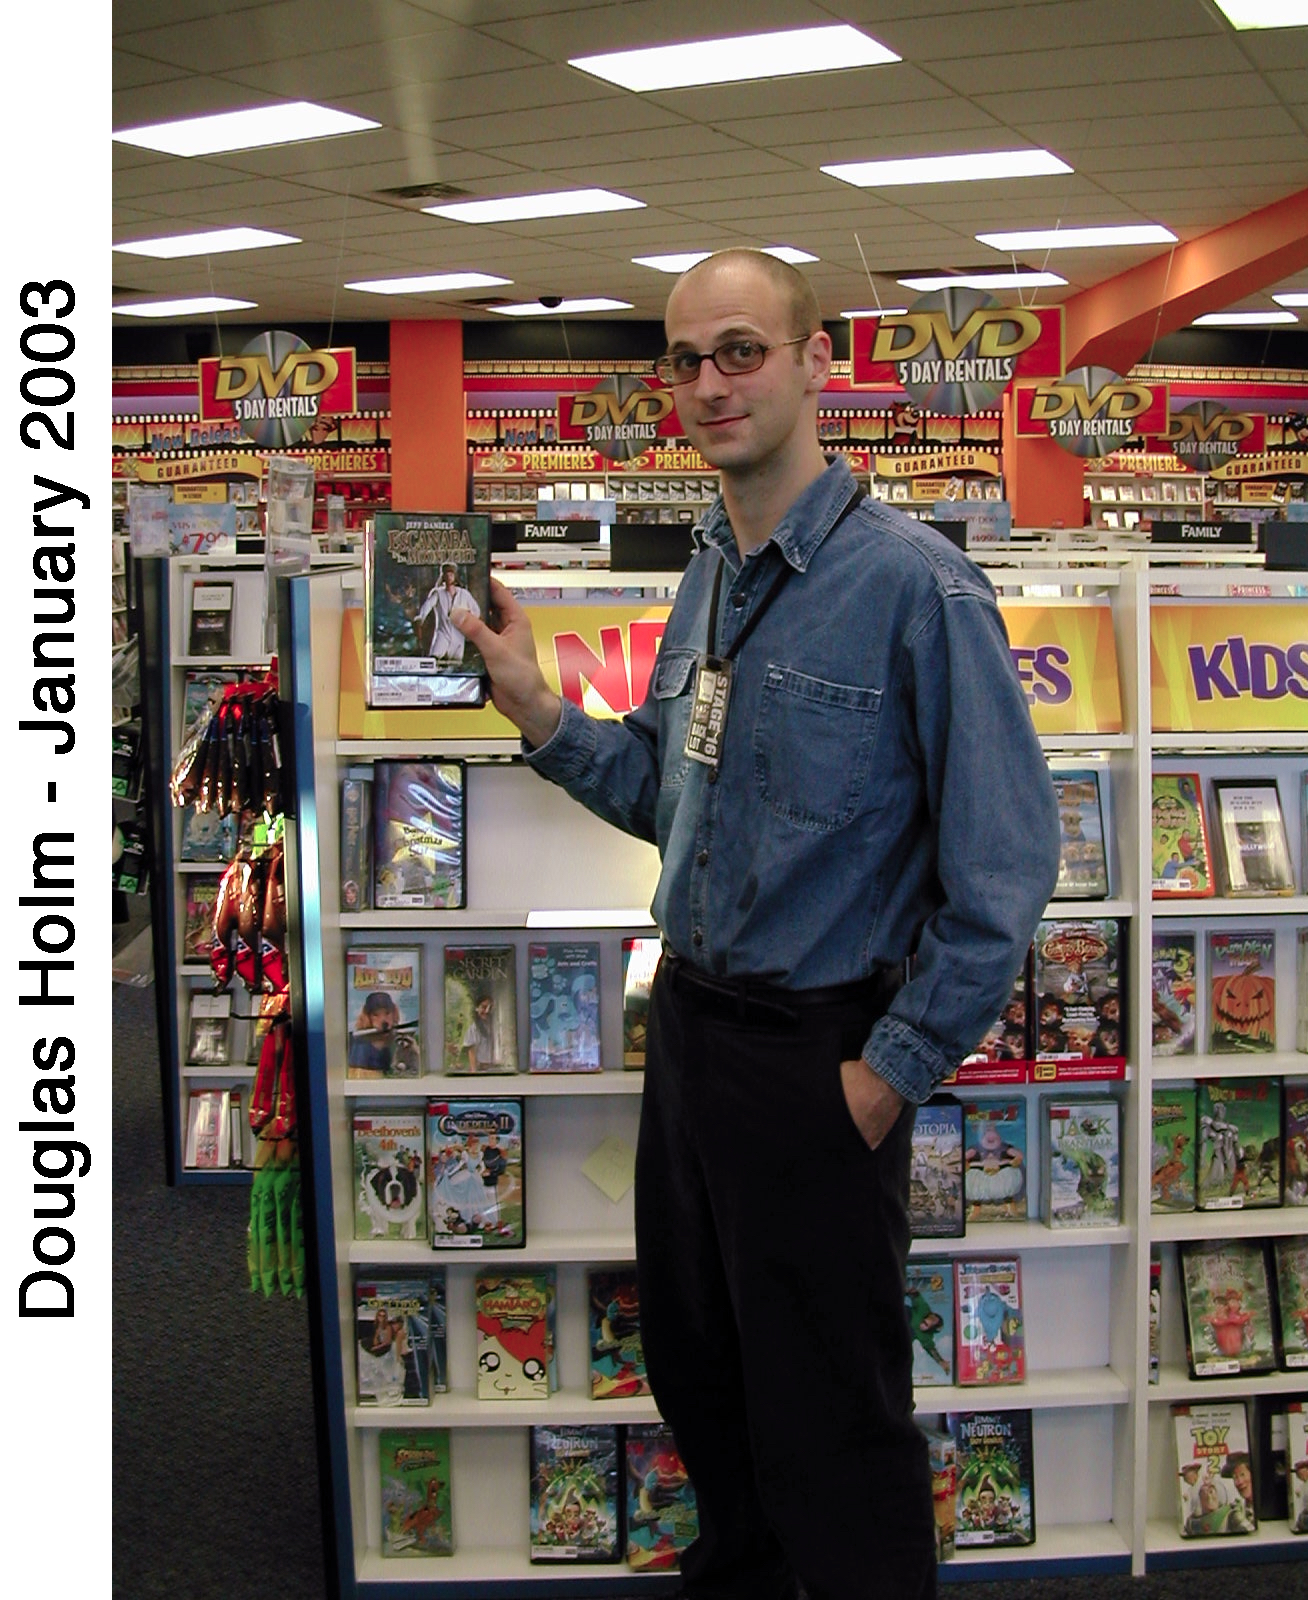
left=522, top=696, right=595, bottom=780
left=863, top=1014, right=954, bottom=1106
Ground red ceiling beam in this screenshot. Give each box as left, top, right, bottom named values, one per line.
left=1064, top=186, right=1308, bottom=374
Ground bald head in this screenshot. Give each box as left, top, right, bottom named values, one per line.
left=667, top=249, right=822, bottom=344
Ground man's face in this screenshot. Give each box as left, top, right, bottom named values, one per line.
left=662, top=257, right=830, bottom=479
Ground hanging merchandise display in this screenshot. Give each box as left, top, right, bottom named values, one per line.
left=169, top=670, right=303, bottom=1296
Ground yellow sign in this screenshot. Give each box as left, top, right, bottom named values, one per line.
left=1208, top=452, right=1307, bottom=481
left=1151, top=604, right=1308, bottom=732
left=875, top=449, right=1000, bottom=478
left=998, top=602, right=1123, bottom=735
left=171, top=482, right=229, bottom=504
left=341, top=597, right=1123, bottom=741
left=123, top=452, right=262, bottom=483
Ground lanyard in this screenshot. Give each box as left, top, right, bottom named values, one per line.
left=685, top=485, right=866, bottom=769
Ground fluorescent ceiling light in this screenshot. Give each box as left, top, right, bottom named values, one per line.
left=840, top=308, right=907, bottom=318
left=113, top=227, right=299, bottom=259
left=1211, top=2, right=1308, bottom=28
left=425, top=188, right=643, bottom=223
left=823, top=149, right=1071, bottom=187
left=344, top=271, right=512, bottom=295
left=113, top=296, right=257, bottom=318
left=977, top=224, right=1177, bottom=250
left=1271, top=291, right=1308, bottom=306
left=490, top=299, right=633, bottom=316
left=570, top=25, right=899, bottom=92
left=113, top=101, right=379, bottom=156
left=898, top=271, right=1067, bottom=291
left=762, top=246, right=818, bottom=264
left=634, top=252, right=711, bottom=272
left=1192, top=310, right=1298, bottom=326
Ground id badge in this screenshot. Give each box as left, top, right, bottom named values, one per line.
left=684, top=654, right=732, bottom=768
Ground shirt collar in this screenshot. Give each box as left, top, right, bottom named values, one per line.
left=691, top=456, right=859, bottom=572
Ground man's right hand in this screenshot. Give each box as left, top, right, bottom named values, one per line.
left=451, top=576, right=563, bottom=748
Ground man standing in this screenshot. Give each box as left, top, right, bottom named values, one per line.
left=452, top=249, right=1060, bottom=1600
left=417, top=562, right=479, bottom=660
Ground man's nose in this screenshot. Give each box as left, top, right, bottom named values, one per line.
left=691, top=356, right=731, bottom=401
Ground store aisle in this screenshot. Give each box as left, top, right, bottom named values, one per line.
left=112, top=975, right=1301, bottom=1599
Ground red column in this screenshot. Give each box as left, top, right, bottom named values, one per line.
left=390, top=320, right=465, bottom=512
left=1002, top=391, right=1086, bottom=531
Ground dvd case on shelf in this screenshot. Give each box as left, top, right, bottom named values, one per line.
left=907, top=1259, right=955, bottom=1386
left=1152, top=773, right=1214, bottom=898
left=1178, top=1238, right=1277, bottom=1378
left=624, top=1423, right=698, bottom=1571
left=529, top=1424, right=621, bottom=1563
left=425, top=1098, right=525, bottom=1248
left=345, top=946, right=422, bottom=1079
left=909, top=1097, right=965, bottom=1238
left=1287, top=1077, right=1308, bottom=1207
left=954, top=1257, right=1025, bottom=1385
left=443, top=945, right=519, bottom=1075
left=1207, top=930, right=1276, bottom=1053
left=1273, top=1237, right=1308, bottom=1369
left=1196, top=1078, right=1281, bottom=1208
left=186, top=991, right=232, bottom=1065
left=920, top=1425, right=957, bottom=1562
left=528, top=942, right=602, bottom=1073
left=185, top=1088, right=230, bottom=1168
left=1289, top=1404, right=1308, bottom=1533
left=621, top=936, right=661, bottom=1068
left=588, top=1267, right=649, bottom=1399
left=373, top=761, right=467, bottom=910
left=947, top=1410, right=1035, bottom=1547
left=1040, top=1094, right=1121, bottom=1227
left=1150, top=1086, right=1196, bottom=1213
left=379, top=1430, right=453, bottom=1556
left=475, top=1269, right=556, bottom=1398
left=353, top=1110, right=426, bottom=1241
left=1172, top=1401, right=1256, bottom=1536
left=1050, top=769, right=1110, bottom=899
left=339, top=768, right=373, bottom=912
left=355, top=1276, right=437, bottom=1406
left=1150, top=931, right=1197, bottom=1057
left=1211, top=778, right=1295, bottom=896
left=963, top=1100, right=1027, bottom=1223
left=1031, top=918, right=1125, bottom=1077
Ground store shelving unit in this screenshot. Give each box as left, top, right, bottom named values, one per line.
left=280, top=552, right=1306, bottom=1595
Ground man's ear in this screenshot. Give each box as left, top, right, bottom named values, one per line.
left=806, top=329, right=833, bottom=393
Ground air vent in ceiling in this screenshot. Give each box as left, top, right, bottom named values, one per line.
left=373, top=181, right=473, bottom=203
left=461, top=296, right=514, bottom=308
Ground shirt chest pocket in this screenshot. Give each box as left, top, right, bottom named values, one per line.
left=753, top=664, right=883, bottom=833
left=652, top=648, right=699, bottom=791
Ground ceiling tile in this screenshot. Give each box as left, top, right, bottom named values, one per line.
left=926, top=34, right=1249, bottom=97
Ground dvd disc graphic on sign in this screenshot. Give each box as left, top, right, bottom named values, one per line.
left=894, top=288, right=1024, bottom=415
left=1166, top=400, right=1256, bottom=474
left=574, top=373, right=670, bottom=462
left=1050, top=367, right=1141, bottom=460
left=230, top=330, right=323, bottom=448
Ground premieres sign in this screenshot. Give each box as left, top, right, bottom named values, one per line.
left=557, top=375, right=677, bottom=461
left=1015, top=368, right=1168, bottom=457
left=199, top=331, right=357, bottom=448
left=851, top=289, right=1063, bottom=414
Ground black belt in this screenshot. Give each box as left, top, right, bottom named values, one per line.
left=660, top=951, right=900, bottom=1028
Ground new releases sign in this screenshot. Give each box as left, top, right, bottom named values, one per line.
left=1014, top=369, right=1169, bottom=457
left=199, top=331, right=357, bottom=448
left=557, top=375, right=678, bottom=461
left=851, top=289, right=1063, bottom=413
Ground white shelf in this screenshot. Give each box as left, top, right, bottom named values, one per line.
left=341, top=909, right=657, bottom=930
left=181, top=1064, right=254, bottom=1079
left=347, top=1230, right=637, bottom=1268
left=173, top=654, right=273, bottom=669
left=913, top=1366, right=1129, bottom=1412
left=1040, top=734, right=1134, bottom=752
left=1043, top=897, right=1136, bottom=919
left=352, top=1386, right=660, bottom=1429
left=1146, top=1516, right=1307, bottom=1559
left=1151, top=1051, right=1308, bottom=1081
left=952, top=1520, right=1131, bottom=1567
left=909, top=1221, right=1131, bottom=1254
left=1151, top=894, right=1308, bottom=917
left=1149, top=1207, right=1308, bottom=1242
left=344, top=1071, right=644, bottom=1098
left=1149, top=1363, right=1308, bottom=1401
left=356, top=1546, right=673, bottom=1584
left=1152, top=732, right=1308, bottom=752
left=336, top=738, right=522, bottom=758
left=176, top=858, right=235, bottom=874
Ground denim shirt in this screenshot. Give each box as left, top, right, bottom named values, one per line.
left=526, top=456, right=1061, bottom=1103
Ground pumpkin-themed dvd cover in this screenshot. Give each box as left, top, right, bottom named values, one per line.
left=1196, top=1078, right=1282, bottom=1209
left=1207, top=930, right=1276, bottom=1054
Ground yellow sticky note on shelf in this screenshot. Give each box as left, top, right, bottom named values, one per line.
left=582, top=1135, right=636, bottom=1204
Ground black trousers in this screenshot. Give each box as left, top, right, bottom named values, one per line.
left=634, top=960, right=937, bottom=1600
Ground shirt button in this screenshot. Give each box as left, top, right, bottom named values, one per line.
left=707, top=768, right=719, bottom=785
left=696, top=850, right=709, bottom=867
left=692, top=929, right=704, bottom=947
left=731, top=591, right=746, bottom=608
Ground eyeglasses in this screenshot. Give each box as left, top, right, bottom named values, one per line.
left=653, top=334, right=812, bottom=387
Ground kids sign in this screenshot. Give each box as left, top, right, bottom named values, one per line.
left=199, top=330, right=357, bottom=449
left=851, top=288, right=1063, bottom=414
left=1152, top=604, right=1308, bottom=732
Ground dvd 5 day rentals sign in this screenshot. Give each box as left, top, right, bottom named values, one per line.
left=557, top=375, right=678, bottom=462
left=1014, top=369, right=1169, bottom=458
left=851, top=289, right=1064, bottom=414
left=199, top=330, right=357, bottom=449
left=1151, top=604, right=1308, bottom=733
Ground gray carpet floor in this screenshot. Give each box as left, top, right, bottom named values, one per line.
left=112, top=963, right=1304, bottom=1598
